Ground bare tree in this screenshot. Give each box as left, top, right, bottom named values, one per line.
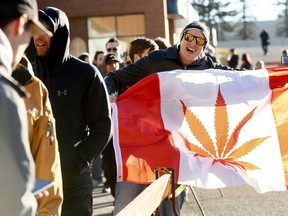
left=189, top=0, right=255, bottom=41
left=276, top=0, right=288, bottom=37
left=237, top=0, right=256, bottom=40
left=189, top=0, right=239, bottom=41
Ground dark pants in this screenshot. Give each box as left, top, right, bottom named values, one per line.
left=102, top=139, right=117, bottom=197
left=61, top=193, right=93, bottom=216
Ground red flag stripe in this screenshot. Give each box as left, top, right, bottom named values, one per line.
left=116, top=74, right=180, bottom=183
left=268, top=67, right=288, bottom=186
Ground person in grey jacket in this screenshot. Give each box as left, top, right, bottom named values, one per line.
left=0, top=0, right=52, bottom=215
left=105, top=21, right=233, bottom=216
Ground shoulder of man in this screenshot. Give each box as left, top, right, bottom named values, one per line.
left=0, top=70, right=27, bottom=98
left=68, top=55, right=102, bottom=77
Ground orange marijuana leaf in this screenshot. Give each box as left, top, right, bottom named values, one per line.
left=180, top=100, right=217, bottom=157
left=180, top=86, right=268, bottom=172
left=227, top=137, right=270, bottom=159
left=215, top=87, right=229, bottom=158
left=222, top=107, right=257, bottom=158
left=178, top=132, right=211, bottom=157
left=212, top=159, right=245, bottom=171
left=235, top=161, right=260, bottom=170
left=213, top=159, right=259, bottom=171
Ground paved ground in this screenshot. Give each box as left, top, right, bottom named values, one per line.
left=93, top=182, right=114, bottom=216
left=92, top=181, right=288, bottom=216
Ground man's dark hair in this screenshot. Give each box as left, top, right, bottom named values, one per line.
left=105, top=37, right=119, bottom=48
left=128, top=37, right=158, bottom=63
left=154, top=37, right=171, bottom=49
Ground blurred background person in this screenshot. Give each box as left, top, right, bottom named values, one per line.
left=227, top=48, right=239, bottom=68
left=91, top=50, right=106, bottom=190
left=105, top=37, right=123, bottom=66
left=281, top=49, right=288, bottom=65
left=100, top=53, right=120, bottom=77
left=100, top=37, right=159, bottom=202
left=78, top=52, right=90, bottom=63
left=92, top=50, right=104, bottom=70
left=255, top=60, right=265, bottom=69
left=105, top=36, right=161, bottom=214
left=98, top=53, right=120, bottom=197
left=128, top=37, right=159, bottom=63
left=121, top=50, right=131, bottom=67
left=205, top=44, right=219, bottom=63
left=260, top=29, right=270, bottom=55
left=154, top=36, right=171, bottom=49
left=240, top=53, right=253, bottom=69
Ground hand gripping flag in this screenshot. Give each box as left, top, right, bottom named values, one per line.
left=111, top=67, right=288, bottom=193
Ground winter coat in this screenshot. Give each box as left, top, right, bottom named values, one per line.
left=0, top=29, right=37, bottom=216
left=26, top=7, right=112, bottom=198
left=104, top=44, right=233, bottom=95
left=12, top=57, right=63, bottom=215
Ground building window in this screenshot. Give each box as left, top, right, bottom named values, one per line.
left=88, top=14, right=145, bottom=56
left=117, top=15, right=145, bottom=36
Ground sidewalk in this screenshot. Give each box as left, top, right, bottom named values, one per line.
left=93, top=182, right=288, bottom=216
left=92, top=182, right=114, bottom=216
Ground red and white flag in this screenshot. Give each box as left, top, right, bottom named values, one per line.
left=111, top=67, right=288, bottom=193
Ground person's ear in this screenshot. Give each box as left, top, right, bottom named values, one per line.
left=133, top=53, right=140, bottom=63
left=15, top=14, right=28, bottom=36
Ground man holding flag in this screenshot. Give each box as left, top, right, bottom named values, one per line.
left=105, top=21, right=235, bottom=215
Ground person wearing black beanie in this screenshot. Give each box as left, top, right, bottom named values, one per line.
left=104, top=20, right=238, bottom=216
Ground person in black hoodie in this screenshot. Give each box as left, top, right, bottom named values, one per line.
left=26, top=7, right=112, bottom=216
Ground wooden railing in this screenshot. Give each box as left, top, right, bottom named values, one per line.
left=116, top=174, right=171, bottom=216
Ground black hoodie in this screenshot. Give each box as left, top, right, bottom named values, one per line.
left=26, top=7, right=112, bottom=197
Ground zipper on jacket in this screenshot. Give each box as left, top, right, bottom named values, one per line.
left=46, top=120, right=53, bottom=145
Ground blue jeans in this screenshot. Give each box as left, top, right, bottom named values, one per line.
left=113, top=181, right=185, bottom=216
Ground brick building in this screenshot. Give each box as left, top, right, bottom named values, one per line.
left=37, top=0, right=197, bottom=57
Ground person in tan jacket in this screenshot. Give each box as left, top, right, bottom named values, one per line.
left=13, top=56, right=63, bottom=215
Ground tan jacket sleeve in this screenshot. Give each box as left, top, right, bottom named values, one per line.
left=24, top=76, right=63, bottom=216
left=0, top=76, right=37, bottom=216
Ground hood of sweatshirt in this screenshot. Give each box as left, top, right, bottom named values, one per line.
left=26, top=6, right=70, bottom=79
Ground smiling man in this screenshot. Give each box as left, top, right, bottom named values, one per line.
left=104, top=21, right=234, bottom=216
left=26, top=6, right=112, bottom=216
left=105, top=21, right=232, bottom=104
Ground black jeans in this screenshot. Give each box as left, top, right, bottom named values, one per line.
left=61, top=193, right=93, bottom=216
left=102, top=139, right=117, bottom=197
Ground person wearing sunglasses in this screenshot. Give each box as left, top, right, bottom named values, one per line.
left=105, top=21, right=233, bottom=103
left=104, top=21, right=234, bottom=216
left=105, top=37, right=123, bottom=66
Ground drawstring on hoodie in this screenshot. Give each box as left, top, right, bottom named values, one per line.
left=46, top=120, right=53, bottom=145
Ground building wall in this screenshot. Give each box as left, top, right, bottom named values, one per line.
left=38, top=0, right=168, bottom=55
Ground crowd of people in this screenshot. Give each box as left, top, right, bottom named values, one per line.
left=2, top=1, right=285, bottom=216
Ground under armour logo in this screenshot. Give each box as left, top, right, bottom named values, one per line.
left=57, top=90, right=68, bottom=96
